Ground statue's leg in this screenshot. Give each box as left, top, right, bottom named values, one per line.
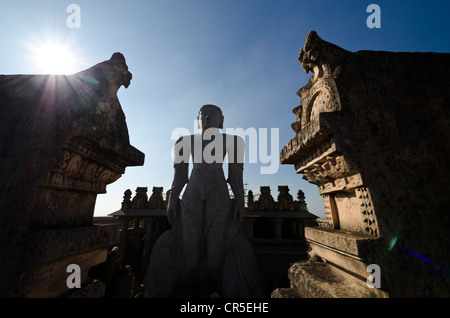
left=204, top=199, right=232, bottom=293
left=179, top=195, right=206, bottom=293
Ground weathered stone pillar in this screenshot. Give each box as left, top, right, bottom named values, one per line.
left=272, top=218, right=284, bottom=240
left=141, top=217, right=156, bottom=276
left=119, top=216, right=131, bottom=265
left=0, top=53, right=144, bottom=297
left=295, top=220, right=303, bottom=237
left=276, top=31, right=450, bottom=298
left=242, top=216, right=256, bottom=240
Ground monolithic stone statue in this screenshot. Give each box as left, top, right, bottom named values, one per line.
left=146, top=104, right=264, bottom=297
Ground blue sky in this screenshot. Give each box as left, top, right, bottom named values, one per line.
left=1, top=0, right=449, bottom=217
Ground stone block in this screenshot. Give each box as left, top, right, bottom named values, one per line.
left=286, top=260, right=387, bottom=298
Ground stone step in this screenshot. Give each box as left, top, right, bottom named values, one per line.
left=272, top=260, right=387, bottom=298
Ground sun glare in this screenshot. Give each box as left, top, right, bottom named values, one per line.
left=35, top=43, right=76, bottom=75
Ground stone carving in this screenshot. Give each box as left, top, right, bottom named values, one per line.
left=321, top=194, right=335, bottom=229
left=247, top=190, right=254, bottom=208
left=256, top=186, right=275, bottom=211
left=88, top=246, right=134, bottom=298
left=146, top=105, right=264, bottom=297
left=355, top=187, right=378, bottom=236
left=301, top=154, right=355, bottom=185
left=148, top=187, right=167, bottom=210
left=47, top=141, right=123, bottom=194
left=292, top=79, right=341, bottom=133
left=278, top=30, right=450, bottom=297
left=277, top=186, right=294, bottom=211
left=297, top=30, right=350, bottom=82
left=0, top=53, right=144, bottom=297
left=289, top=31, right=347, bottom=134
left=281, top=32, right=378, bottom=237
left=296, top=190, right=307, bottom=212
left=132, top=187, right=149, bottom=209
left=121, top=189, right=133, bottom=210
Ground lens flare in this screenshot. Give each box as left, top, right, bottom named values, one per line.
left=404, top=248, right=433, bottom=264
left=388, top=236, right=398, bottom=251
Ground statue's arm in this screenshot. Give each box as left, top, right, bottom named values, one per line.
left=170, top=162, right=189, bottom=199
left=167, top=136, right=190, bottom=224
left=227, top=135, right=245, bottom=223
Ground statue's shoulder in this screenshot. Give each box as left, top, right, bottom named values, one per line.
left=222, top=133, right=241, bottom=139
left=223, top=133, right=245, bottom=144
left=174, top=134, right=194, bottom=144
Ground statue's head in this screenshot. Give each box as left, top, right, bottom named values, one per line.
left=197, top=104, right=224, bottom=130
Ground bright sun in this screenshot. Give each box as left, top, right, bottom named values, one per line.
left=35, top=43, right=76, bottom=75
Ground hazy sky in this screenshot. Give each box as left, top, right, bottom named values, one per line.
left=1, top=0, right=449, bottom=217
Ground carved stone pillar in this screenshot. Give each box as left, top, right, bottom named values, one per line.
left=272, top=218, right=284, bottom=240
left=119, top=216, right=131, bottom=265
left=0, top=53, right=144, bottom=297
left=141, top=216, right=156, bottom=276
left=242, top=216, right=256, bottom=240
left=277, top=31, right=450, bottom=298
